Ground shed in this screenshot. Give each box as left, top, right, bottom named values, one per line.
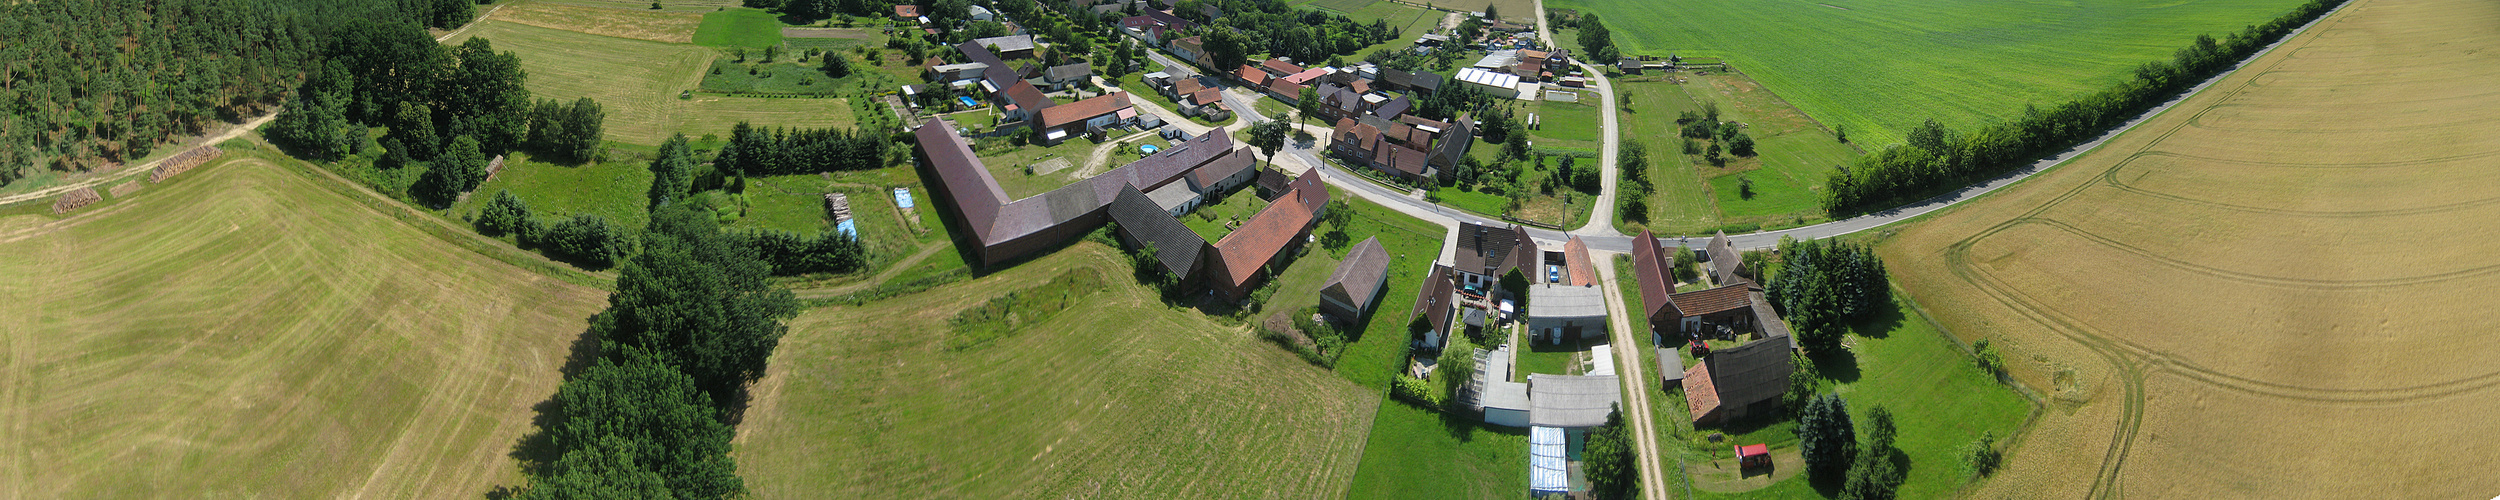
left=1476, top=345, right=1532, bottom=427
left=1527, top=283, right=1608, bottom=345
left=1527, top=374, right=1622, bottom=428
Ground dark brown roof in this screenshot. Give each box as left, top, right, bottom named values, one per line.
left=1410, top=265, right=1457, bottom=335
left=1374, top=96, right=1412, bottom=120
left=1038, top=93, right=1133, bottom=129
left=1001, top=81, right=1053, bottom=113
left=1454, top=222, right=1536, bottom=278
left=914, top=118, right=1007, bottom=241
left=1109, top=185, right=1209, bottom=278
left=955, top=40, right=1020, bottom=84
left=1706, top=337, right=1793, bottom=414
left=1374, top=143, right=1429, bottom=177
left=1188, top=147, right=1255, bottom=187
left=1321, top=236, right=1392, bottom=312
left=1749, top=291, right=1795, bottom=350
left=1189, top=88, right=1223, bottom=106
left=1255, top=167, right=1292, bottom=195
left=1173, top=78, right=1206, bottom=95
left=1398, top=114, right=1452, bottom=132
left=1335, top=118, right=1381, bottom=154
left=1046, top=62, right=1093, bottom=81
left=1213, top=181, right=1320, bottom=288
left=1631, top=231, right=1681, bottom=322
left=1708, top=230, right=1746, bottom=285
left=1430, top=113, right=1475, bottom=168
left=1668, top=284, right=1753, bottom=317
left=1265, top=77, right=1303, bottom=98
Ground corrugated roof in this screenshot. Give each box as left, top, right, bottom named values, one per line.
left=1038, top=93, right=1133, bottom=129
left=1528, top=283, right=1607, bottom=320
left=970, top=35, right=1036, bottom=54
left=1046, top=62, right=1093, bottom=81
left=1527, top=374, right=1621, bottom=428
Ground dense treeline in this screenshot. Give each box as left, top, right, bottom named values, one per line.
left=1190, top=0, right=1400, bottom=69
left=0, top=0, right=478, bottom=184
left=1763, top=237, right=1888, bottom=353
left=518, top=203, right=800, bottom=498
left=713, top=121, right=896, bottom=176
left=1820, top=0, right=2349, bottom=215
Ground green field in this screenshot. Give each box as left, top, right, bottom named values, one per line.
left=734, top=244, right=1380, bottom=498
left=1182, top=190, right=1268, bottom=242
left=1615, top=72, right=1861, bottom=235
left=692, top=8, right=786, bottom=48
left=448, top=21, right=856, bottom=146
left=0, top=155, right=607, bottom=497
left=455, top=151, right=657, bottom=230
left=1553, top=0, right=2305, bottom=146
left=538, top=0, right=745, bottom=13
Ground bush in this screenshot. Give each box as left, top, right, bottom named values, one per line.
left=735, top=228, right=867, bottom=276
left=1392, top=376, right=1442, bottom=409
left=1961, top=431, right=2004, bottom=479
left=474, top=189, right=533, bottom=237
left=542, top=213, right=626, bottom=269
left=1974, top=338, right=2004, bottom=377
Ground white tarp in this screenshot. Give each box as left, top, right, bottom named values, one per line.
left=1588, top=344, right=1615, bottom=377
left=1530, top=426, right=1570, bottom=493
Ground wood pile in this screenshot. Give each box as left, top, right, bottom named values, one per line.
left=52, top=187, right=100, bottom=214
left=148, top=147, right=224, bottom=183
left=824, top=193, right=853, bottom=223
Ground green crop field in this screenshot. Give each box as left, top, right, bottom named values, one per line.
left=1552, top=0, right=2306, bottom=146
left=693, top=8, right=786, bottom=49
left=538, top=0, right=744, bottom=14
left=734, top=244, right=1380, bottom=498
left=448, top=21, right=857, bottom=146
left=456, top=152, right=657, bottom=230
left=1616, top=72, right=1861, bottom=235
left=0, top=156, right=607, bottom=497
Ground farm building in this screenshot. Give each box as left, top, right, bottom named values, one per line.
left=1377, top=68, right=1442, bottom=93
left=1526, top=283, right=1607, bottom=345
left=911, top=117, right=1249, bottom=266
left=1472, top=344, right=1531, bottom=427
left=1208, top=170, right=1328, bottom=301
left=1665, top=284, right=1759, bottom=338
left=1034, top=93, right=1135, bottom=143
left=1319, top=237, right=1392, bottom=321
left=1630, top=230, right=1680, bottom=340
left=1454, top=67, right=1522, bottom=99
left=1705, top=230, right=1749, bottom=286
left=1683, top=336, right=1792, bottom=425
left=996, top=80, right=1055, bottom=122
left=1108, top=185, right=1212, bottom=282
left=1453, top=222, right=1540, bottom=289
left=1527, top=374, right=1621, bottom=428
left=1042, top=62, right=1093, bottom=91
left=1555, top=235, right=1597, bottom=286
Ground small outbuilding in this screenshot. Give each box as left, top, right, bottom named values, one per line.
left=1319, top=237, right=1392, bottom=321
left=1526, top=283, right=1608, bottom=345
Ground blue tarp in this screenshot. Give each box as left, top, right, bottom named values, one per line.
left=1530, top=426, right=1569, bottom=493
left=836, top=219, right=858, bottom=238
left=893, top=188, right=915, bottom=209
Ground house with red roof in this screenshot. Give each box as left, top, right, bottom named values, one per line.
left=1208, top=170, right=1329, bottom=300
left=1035, top=93, right=1135, bottom=144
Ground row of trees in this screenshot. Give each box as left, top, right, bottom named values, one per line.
left=1762, top=236, right=1889, bottom=353
left=1617, top=140, right=1656, bottom=224
left=476, top=190, right=634, bottom=269
left=713, top=122, right=897, bottom=176
left=1819, top=0, right=2350, bottom=215
left=1564, top=13, right=1621, bottom=63
left=1194, top=0, right=1401, bottom=71
left=1797, top=395, right=1909, bottom=499
left=519, top=203, right=801, bottom=498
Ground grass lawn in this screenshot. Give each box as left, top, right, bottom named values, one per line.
left=1615, top=72, right=1857, bottom=235
left=1434, top=187, right=1507, bottom=218
left=542, top=0, right=744, bottom=13
left=1345, top=402, right=1532, bottom=499
left=1531, top=100, right=1604, bottom=145
left=1252, top=97, right=1293, bottom=120
left=692, top=8, right=785, bottom=49
left=1548, top=0, right=2307, bottom=146
left=676, top=95, right=857, bottom=138
left=700, top=58, right=864, bottom=94
left=1115, top=73, right=1238, bottom=128
left=734, top=244, right=1379, bottom=498
left=455, top=152, right=656, bottom=230
left=1514, top=332, right=1587, bottom=380
left=973, top=136, right=1107, bottom=199
left=0, top=155, right=607, bottom=497
left=779, top=27, right=884, bottom=51
left=489, top=2, right=704, bottom=43
left=1181, top=190, right=1268, bottom=242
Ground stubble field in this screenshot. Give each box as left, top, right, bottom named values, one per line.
left=1877, top=0, right=2500, bottom=495
left=0, top=157, right=605, bottom=497
left=1552, top=0, right=2305, bottom=146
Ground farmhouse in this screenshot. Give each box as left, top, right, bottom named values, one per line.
left=1526, top=283, right=1607, bottom=345
left=911, top=117, right=1249, bottom=266
left=1042, top=62, right=1093, bottom=91
left=1630, top=230, right=1680, bottom=340
left=1666, top=284, right=1758, bottom=338
left=1208, top=170, right=1328, bottom=300
left=1409, top=264, right=1459, bottom=351
left=1108, top=185, right=1212, bottom=281
left=1034, top=93, right=1135, bottom=144
left=1168, top=36, right=1210, bottom=68
left=1453, top=222, right=1539, bottom=289
left=1683, top=335, right=1792, bottom=425
left=1319, top=237, right=1392, bottom=321
left=1705, top=230, right=1749, bottom=286
left=996, top=80, right=1055, bottom=122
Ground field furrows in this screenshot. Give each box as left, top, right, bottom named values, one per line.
left=1889, top=0, right=2500, bottom=495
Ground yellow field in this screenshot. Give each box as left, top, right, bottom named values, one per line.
left=493, top=1, right=704, bottom=43
left=1878, top=0, right=2500, bottom=496
left=0, top=157, right=606, bottom=497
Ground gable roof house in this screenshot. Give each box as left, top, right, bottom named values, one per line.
left=1684, top=336, right=1793, bottom=425
left=1706, top=230, right=1749, bottom=286
left=1258, top=58, right=1304, bottom=78
left=1319, top=236, right=1393, bottom=321
left=1042, top=62, right=1094, bottom=90
left=1526, top=282, right=1608, bottom=344
left=1035, top=93, right=1136, bottom=143
left=1454, top=222, right=1540, bottom=289
left=1631, top=230, right=1681, bottom=340
left=1207, top=170, right=1330, bottom=301
left=1425, top=113, right=1475, bottom=174
left=970, top=35, right=1038, bottom=60
left=1666, top=284, right=1758, bottom=338
left=1409, top=264, right=1460, bottom=351
left=893, top=4, right=922, bottom=19
left=995, top=80, right=1055, bottom=122
left=1169, top=36, right=1210, bottom=68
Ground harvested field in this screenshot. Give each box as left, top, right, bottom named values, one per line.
left=536, top=0, right=743, bottom=12
left=491, top=1, right=703, bottom=43
left=0, top=158, right=606, bottom=497
left=447, top=21, right=855, bottom=145
left=1878, top=0, right=2500, bottom=495
left=734, top=243, right=1378, bottom=498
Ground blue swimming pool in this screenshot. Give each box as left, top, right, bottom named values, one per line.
left=958, top=96, right=979, bottom=107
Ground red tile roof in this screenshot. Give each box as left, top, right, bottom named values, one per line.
left=1563, top=236, right=1596, bottom=286
left=1631, top=230, right=1680, bottom=322
left=895, top=4, right=922, bottom=17
left=1173, top=78, right=1206, bottom=95
left=1375, top=143, right=1429, bottom=177
left=1001, top=81, right=1053, bottom=113
left=1037, top=93, right=1133, bottom=129
left=1214, top=185, right=1318, bottom=288
left=1683, top=362, right=1720, bottom=422
left=1237, top=65, right=1268, bottom=86
left=1265, top=77, right=1303, bottom=98
left=1190, top=88, right=1223, bottom=106
left=1259, top=58, right=1303, bottom=76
